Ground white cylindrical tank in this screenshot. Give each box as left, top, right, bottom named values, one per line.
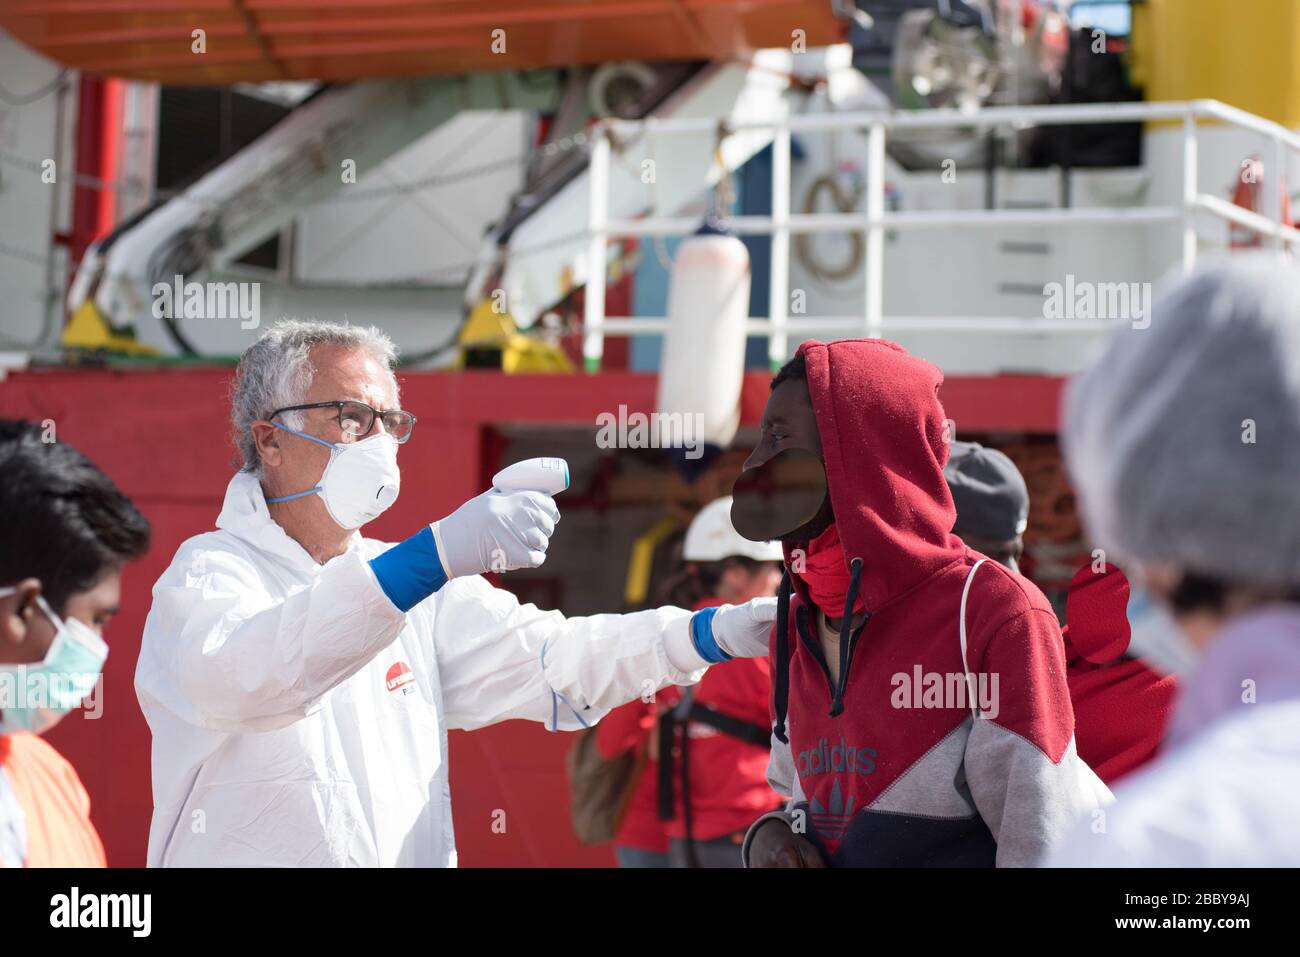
left=655, top=233, right=751, bottom=452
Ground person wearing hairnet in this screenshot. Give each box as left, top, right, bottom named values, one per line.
left=1049, top=256, right=1300, bottom=866
left=135, top=320, right=777, bottom=867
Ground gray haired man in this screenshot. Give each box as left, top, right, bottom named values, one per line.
left=136, top=319, right=775, bottom=867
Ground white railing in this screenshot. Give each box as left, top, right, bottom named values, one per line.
left=580, top=99, right=1300, bottom=371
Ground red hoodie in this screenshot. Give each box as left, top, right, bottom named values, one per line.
left=751, top=339, right=1108, bottom=867
left=598, top=599, right=782, bottom=850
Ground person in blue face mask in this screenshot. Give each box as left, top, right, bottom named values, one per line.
left=1051, top=256, right=1300, bottom=866
left=0, top=419, right=151, bottom=867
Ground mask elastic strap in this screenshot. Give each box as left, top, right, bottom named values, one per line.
left=265, top=488, right=322, bottom=504
left=0, top=588, right=62, bottom=630
left=265, top=421, right=334, bottom=504
left=0, top=592, right=89, bottom=670
left=270, top=420, right=337, bottom=451
left=772, top=567, right=792, bottom=744
left=33, top=594, right=64, bottom=632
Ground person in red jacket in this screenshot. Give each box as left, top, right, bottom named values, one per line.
left=738, top=341, right=1109, bottom=868
left=1063, top=562, right=1178, bottom=784
left=597, top=497, right=784, bottom=867
left=0, top=420, right=151, bottom=867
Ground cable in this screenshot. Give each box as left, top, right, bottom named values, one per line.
left=315, top=154, right=530, bottom=204
left=0, top=147, right=536, bottom=207
left=144, top=224, right=216, bottom=356
left=0, top=238, right=53, bottom=351
left=0, top=240, right=46, bottom=268
left=794, top=172, right=865, bottom=282
left=642, top=131, right=675, bottom=271
left=394, top=324, right=466, bottom=368
left=0, top=242, right=67, bottom=351
left=0, top=69, right=68, bottom=107
left=0, top=149, right=43, bottom=174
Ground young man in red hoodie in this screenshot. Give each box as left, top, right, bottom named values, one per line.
left=738, top=340, right=1109, bottom=868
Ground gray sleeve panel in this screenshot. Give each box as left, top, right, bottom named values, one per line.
left=869, top=718, right=978, bottom=818
left=745, top=744, right=808, bottom=866
left=964, top=718, right=1114, bottom=867
left=749, top=719, right=1112, bottom=866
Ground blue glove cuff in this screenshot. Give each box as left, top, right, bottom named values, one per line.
left=689, top=606, right=733, bottom=664
left=369, top=525, right=448, bottom=612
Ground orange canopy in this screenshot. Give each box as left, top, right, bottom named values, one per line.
left=0, top=0, right=849, bottom=85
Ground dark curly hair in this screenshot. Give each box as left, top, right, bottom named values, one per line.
left=0, top=419, right=151, bottom=615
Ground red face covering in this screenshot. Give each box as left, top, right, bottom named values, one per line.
left=797, top=524, right=866, bottom=615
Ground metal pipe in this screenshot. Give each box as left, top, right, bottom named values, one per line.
left=599, top=316, right=1127, bottom=335
left=864, top=122, right=885, bottom=339
left=583, top=126, right=611, bottom=371
left=1196, top=194, right=1300, bottom=245
left=607, top=100, right=1231, bottom=137
left=1182, top=112, right=1198, bottom=274
left=607, top=206, right=1183, bottom=238
left=1269, top=134, right=1287, bottom=250
left=768, top=122, right=791, bottom=370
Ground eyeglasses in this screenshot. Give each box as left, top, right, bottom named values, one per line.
left=270, top=400, right=418, bottom=444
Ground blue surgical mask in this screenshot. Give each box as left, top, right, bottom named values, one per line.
left=1126, top=584, right=1198, bottom=678
left=0, top=588, right=108, bottom=735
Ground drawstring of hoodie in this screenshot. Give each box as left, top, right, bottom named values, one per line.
left=829, top=558, right=864, bottom=716
left=772, top=556, right=866, bottom=738
left=772, top=567, right=793, bottom=744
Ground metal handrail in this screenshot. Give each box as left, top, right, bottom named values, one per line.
left=581, top=99, right=1299, bottom=371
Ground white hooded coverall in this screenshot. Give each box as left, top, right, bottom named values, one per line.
left=136, top=473, right=711, bottom=866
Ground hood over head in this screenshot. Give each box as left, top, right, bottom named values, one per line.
left=768, top=339, right=966, bottom=739
left=785, top=338, right=964, bottom=613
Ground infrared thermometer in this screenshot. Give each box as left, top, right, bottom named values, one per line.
left=492, top=457, right=570, bottom=496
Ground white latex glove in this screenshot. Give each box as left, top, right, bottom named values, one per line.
left=709, top=597, right=779, bottom=659
left=431, top=488, right=559, bottom=578
left=664, top=598, right=780, bottom=671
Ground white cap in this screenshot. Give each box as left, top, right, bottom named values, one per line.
left=683, top=496, right=785, bottom=563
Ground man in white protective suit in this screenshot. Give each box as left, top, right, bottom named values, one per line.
left=135, top=320, right=776, bottom=867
